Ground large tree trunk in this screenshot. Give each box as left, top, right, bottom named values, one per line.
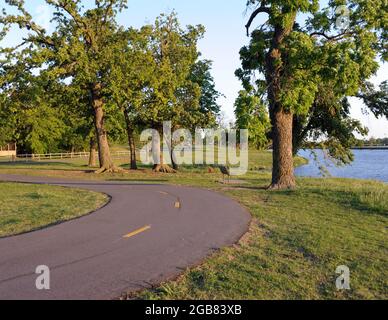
left=152, top=129, right=176, bottom=173
left=170, top=150, right=179, bottom=171
left=91, top=83, right=122, bottom=174
left=265, top=16, right=297, bottom=190
left=123, top=110, right=137, bottom=170
left=167, top=138, right=179, bottom=171
left=88, top=136, right=98, bottom=167
left=128, top=129, right=137, bottom=170
left=270, top=109, right=296, bottom=189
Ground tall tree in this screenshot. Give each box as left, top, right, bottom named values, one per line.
left=237, top=34, right=386, bottom=166
left=133, top=13, right=205, bottom=173
left=234, top=89, right=270, bottom=150
left=0, top=0, right=129, bottom=173
left=243, top=0, right=387, bottom=189
left=108, top=26, right=155, bottom=170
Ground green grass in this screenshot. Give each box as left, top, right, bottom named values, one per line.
left=0, top=150, right=386, bottom=299
left=0, top=182, right=109, bottom=238
left=0, top=149, right=307, bottom=180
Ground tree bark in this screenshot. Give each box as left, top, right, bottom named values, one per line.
left=91, top=83, right=121, bottom=174
left=265, top=15, right=297, bottom=189
left=270, top=109, right=296, bottom=189
left=88, top=136, right=98, bottom=167
left=123, top=110, right=138, bottom=170
left=167, top=138, right=179, bottom=171
left=152, top=129, right=176, bottom=173
left=170, top=150, right=179, bottom=171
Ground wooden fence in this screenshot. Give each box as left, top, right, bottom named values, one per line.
left=1, top=151, right=134, bottom=162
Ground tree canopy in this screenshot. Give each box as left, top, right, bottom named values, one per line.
left=0, top=3, right=221, bottom=172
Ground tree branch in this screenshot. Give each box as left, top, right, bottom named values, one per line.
left=309, top=31, right=354, bottom=42
left=245, top=5, right=271, bottom=36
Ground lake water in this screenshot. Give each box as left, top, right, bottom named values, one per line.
left=295, top=149, right=388, bottom=183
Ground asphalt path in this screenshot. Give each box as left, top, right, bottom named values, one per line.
left=0, top=174, right=250, bottom=300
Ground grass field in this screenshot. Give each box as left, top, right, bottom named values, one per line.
left=0, top=182, right=109, bottom=238
left=0, top=148, right=307, bottom=181
left=0, top=150, right=386, bottom=299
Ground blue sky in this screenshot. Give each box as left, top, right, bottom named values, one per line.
left=3, top=0, right=388, bottom=138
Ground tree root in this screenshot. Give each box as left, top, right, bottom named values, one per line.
left=267, top=182, right=296, bottom=190
left=153, top=164, right=177, bottom=174
left=95, top=166, right=126, bottom=174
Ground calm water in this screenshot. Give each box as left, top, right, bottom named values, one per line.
left=295, top=149, right=388, bottom=183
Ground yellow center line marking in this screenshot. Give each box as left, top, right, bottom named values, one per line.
left=157, top=191, right=182, bottom=209
left=123, top=225, right=151, bottom=239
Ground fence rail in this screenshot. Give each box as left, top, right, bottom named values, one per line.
left=0, top=151, right=134, bottom=162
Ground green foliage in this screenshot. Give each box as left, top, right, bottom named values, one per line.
left=132, top=13, right=206, bottom=131
left=239, top=0, right=387, bottom=165
left=189, top=60, right=222, bottom=128
left=293, top=82, right=369, bottom=163
left=0, top=72, right=66, bottom=153
left=109, top=12, right=220, bottom=133
left=234, top=90, right=270, bottom=149
left=358, top=80, right=388, bottom=119
left=0, top=0, right=131, bottom=160
left=356, top=136, right=388, bottom=147
left=1, top=4, right=220, bottom=158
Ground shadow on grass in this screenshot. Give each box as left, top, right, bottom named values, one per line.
left=0, top=161, right=87, bottom=170
left=59, top=182, right=166, bottom=186
left=225, top=185, right=268, bottom=191
left=308, top=187, right=387, bottom=217
left=0, top=180, right=167, bottom=187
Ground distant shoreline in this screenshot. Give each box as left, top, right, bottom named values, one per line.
left=351, top=146, right=388, bottom=150
left=298, top=147, right=388, bottom=151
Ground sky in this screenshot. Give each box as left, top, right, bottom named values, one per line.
left=2, top=0, right=388, bottom=138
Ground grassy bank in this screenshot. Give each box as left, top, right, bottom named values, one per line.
left=0, top=150, right=386, bottom=299
left=0, top=182, right=109, bottom=238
